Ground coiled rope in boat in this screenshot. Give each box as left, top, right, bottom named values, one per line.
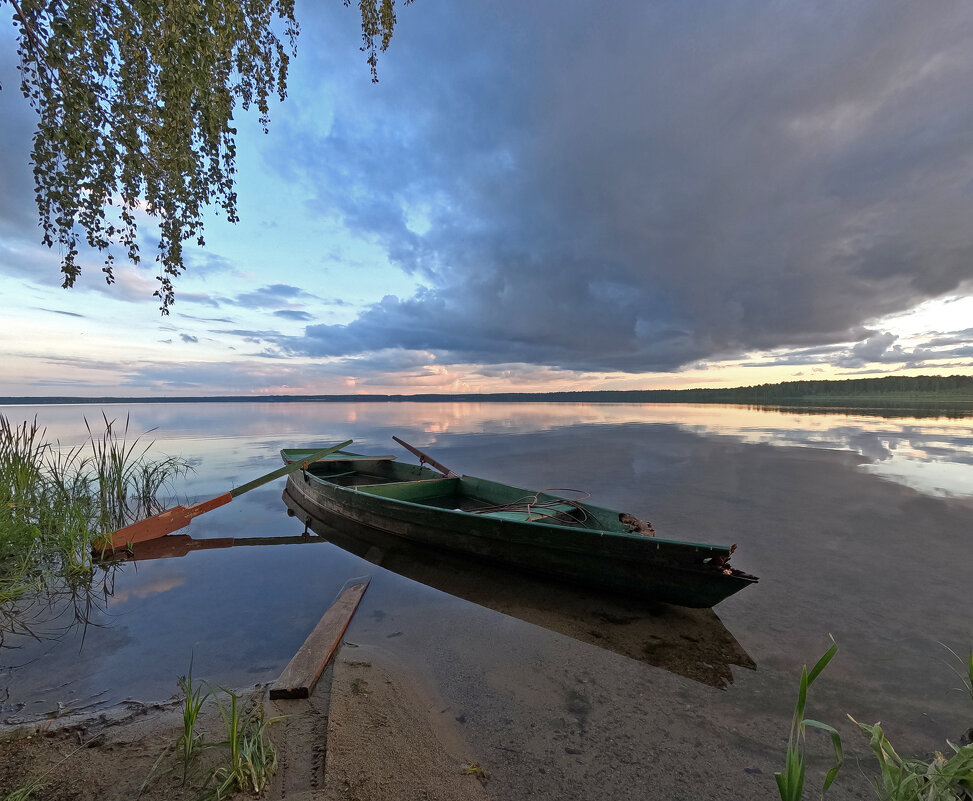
left=470, top=488, right=597, bottom=525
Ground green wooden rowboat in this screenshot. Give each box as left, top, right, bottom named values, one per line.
left=281, top=442, right=757, bottom=608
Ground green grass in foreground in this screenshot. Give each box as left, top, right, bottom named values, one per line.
left=0, top=414, right=189, bottom=638
left=779, top=641, right=973, bottom=801
left=137, top=671, right=282, bottom=800
left=204, top=688, right=281, bottom=799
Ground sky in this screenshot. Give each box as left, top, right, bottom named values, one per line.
left=2, top=0, right=973, bottom=397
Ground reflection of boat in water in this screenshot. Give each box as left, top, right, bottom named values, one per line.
left=103, top=501, right=757, bottom=689
left=281, top=442, right=757, bottom=608
left=282, top=487, right=756, bottom=690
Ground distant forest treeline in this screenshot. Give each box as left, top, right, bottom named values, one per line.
left=3, top=374, right=973, bottom=406
left=613, top=374, right=973, bottom=404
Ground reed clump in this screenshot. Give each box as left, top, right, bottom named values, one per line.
left=205, top=689, right=281, bottom=799
left=137, top=674, right=282, bottom=800
left=777, top=641, right=973, bottom=801
left=0, top=414, right=189, bottom=633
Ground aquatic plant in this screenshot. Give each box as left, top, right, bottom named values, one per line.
left=848, top=718, right=973, bottom=801
left=775, top=635, right=843, bottom=801
left=777, top=639, right=973, bottom=801
left=845, top=645, right=973, bottom=801
left=0, top=414, right=190, bottom=642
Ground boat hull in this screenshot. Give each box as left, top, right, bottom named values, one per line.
left=283, top=460, right=756, bottom=608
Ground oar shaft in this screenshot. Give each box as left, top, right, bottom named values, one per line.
left=392, top=436, right=459, bottom=478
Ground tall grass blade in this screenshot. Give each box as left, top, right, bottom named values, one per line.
left=775, top=635, right=841, bottom=801
left=177, top=656, right=209, bottom=785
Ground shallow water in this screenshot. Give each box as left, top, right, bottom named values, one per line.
left=1, top=401, right=971, bottom=798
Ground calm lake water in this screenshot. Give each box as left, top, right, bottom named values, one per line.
left=1, top=401, right=971, bottom=799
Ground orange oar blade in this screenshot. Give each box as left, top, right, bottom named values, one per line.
left=100, top=440, right=353, bottom=551
left=108, top=493, right=233, bottom=548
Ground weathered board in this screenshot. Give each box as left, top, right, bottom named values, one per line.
left=269, top=577, right=371, bottom=700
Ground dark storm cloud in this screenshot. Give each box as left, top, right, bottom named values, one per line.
left=273, top=0, right=973, bottom=371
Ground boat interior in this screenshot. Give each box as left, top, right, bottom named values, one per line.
left=297, top=454, right=630, bottom=531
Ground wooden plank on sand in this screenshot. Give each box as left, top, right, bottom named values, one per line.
left=269, top=576, right=370, bottom=700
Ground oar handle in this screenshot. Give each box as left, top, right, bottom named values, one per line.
left=392, top=436, right=459, bottom=478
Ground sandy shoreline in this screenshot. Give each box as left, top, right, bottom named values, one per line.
left=0, top=642, right=489, bottom=801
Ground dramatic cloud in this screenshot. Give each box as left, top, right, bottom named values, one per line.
left=274, top=309, right=314, bottom=321
left=835, top=333, right=904, bottom=368
left=270, top=0, right=973, bottom=373
left=744, top=331, right=973, bottom=370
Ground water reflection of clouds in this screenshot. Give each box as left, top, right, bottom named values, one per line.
left=110, top=574, right=186, bottom=605
left=670, top=416, right=973, bottom=499
left=5, top=400, right=972, bottom=498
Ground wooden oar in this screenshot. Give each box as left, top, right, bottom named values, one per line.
left=391, top=435, right=459, bottom=478
left=101, top=440, right=353, bottom=549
